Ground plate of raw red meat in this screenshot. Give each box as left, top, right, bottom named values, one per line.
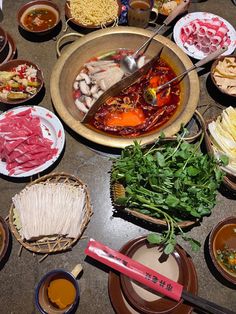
left=173, top=12, right=236, bottom=60
left=0, top=106, right=65, bottom=177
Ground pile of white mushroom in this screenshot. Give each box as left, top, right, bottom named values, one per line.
left=73, top=55, right=146, bottom=114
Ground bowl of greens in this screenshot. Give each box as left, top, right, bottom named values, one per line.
left=111, top=126, right=226, bottom=255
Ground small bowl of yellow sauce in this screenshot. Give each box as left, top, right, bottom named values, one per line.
left=35, top=268, right=80, bottom=313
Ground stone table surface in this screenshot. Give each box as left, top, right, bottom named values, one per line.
left=0, top=1, right=235, bottom=314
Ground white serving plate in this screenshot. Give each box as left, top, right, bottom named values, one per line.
left=173, top=12, right=236, bottom=60
left=0, top=106, right=65, bottom=177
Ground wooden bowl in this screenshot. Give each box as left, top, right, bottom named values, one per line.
left=65, top=0, right=122, bottom=29
left=211, top=55, right=236, bottom=97
left=209, top=216, right=236, bottom=285
left=17, top=0, right=60, bottom=35
left=0, top=59, right=44, bottom=105
left=0, top=216, right=10, bottom=264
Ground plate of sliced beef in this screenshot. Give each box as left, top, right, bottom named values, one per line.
left=0, top=106, right=65, bottom=177
left=173, top=12, right=236, bottom=60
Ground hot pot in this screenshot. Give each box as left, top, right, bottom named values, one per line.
left=50, top=26, right=199, bottom=148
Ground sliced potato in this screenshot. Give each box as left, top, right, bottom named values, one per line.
left=7, top=92, right=28, bottom=100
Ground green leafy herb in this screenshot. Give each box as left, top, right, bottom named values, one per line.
left=111, top=130, right=225, bottom=254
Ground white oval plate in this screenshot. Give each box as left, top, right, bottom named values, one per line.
left=173, top=12, right=236, bottom=60
left=0, top=106, right=65, bottom=177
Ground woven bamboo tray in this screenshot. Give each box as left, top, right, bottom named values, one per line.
left=9, top=172, right=93, bottom=255
left=203, top=118, right=236, bottom=192
left=111, top=111, right=205, bottom=228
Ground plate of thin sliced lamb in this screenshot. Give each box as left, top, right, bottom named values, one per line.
left=173, top=12, right=236, bottom=60
left=0, top=106, right=65, bottom=177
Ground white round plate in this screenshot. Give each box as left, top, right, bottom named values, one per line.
left=173, top=12, right=236, bottom=60
left=0, top=106, right=65, bottom=177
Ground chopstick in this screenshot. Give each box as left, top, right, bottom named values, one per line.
left=182, top=290, right=235, bottom=314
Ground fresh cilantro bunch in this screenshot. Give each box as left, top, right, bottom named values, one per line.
left=111, top=130, right=227, bottom=254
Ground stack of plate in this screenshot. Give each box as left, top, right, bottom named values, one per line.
left=0, top=26, right=16, bottom=65
left=108, top=236, right=198, bottom=314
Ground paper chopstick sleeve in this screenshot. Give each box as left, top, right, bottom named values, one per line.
left=85, top=238, right=183, bottom=301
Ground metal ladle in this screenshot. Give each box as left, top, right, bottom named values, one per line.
left=143, top=46, right=228, bottom=105
left=120, top=0, right=190, bottom=74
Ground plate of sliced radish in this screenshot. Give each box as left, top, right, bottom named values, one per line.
left=173, top=12, right=236, bottom=60
left=0, top=106, right=65, bottom=177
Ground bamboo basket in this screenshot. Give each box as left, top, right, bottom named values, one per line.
left=111, top=111, right=206, bottom=228
left=9, top=172, right=93, bottom=254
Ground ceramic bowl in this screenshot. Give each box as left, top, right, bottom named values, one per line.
left=0, top=216, right=10, bottom=264
left=0, top=59, right=44, bottom=105
left=211, top=55, right=236, bottom=97
left=17, top=0, right=60, bottom=35
left=209, top=216, right=236, bottom=285
left=109, top=236, right=198, bottom=314
left=65, top=0, right=122, bottom=29
left=35, top=269, right=80, bottom=314
left=120, top=236, right=196, bottom=314
left=0, top=26, right=8, bottom=56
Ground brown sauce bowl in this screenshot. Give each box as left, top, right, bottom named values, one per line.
left=209, top=216, right=236, bottom=285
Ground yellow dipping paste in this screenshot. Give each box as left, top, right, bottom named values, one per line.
left=47, top=278, right=76, bottom=310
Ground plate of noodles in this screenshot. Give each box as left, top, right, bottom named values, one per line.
left=65, top=0, right=122, bottom=29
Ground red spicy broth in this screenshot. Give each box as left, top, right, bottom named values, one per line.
left=23, top=6, right=58, bottom=32
left=73, top=49, right=180, bottom=137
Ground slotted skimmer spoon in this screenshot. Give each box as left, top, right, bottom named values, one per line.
left=120, top=0, right=190, bottom=74
left=143, top=46, right=228, bottom=105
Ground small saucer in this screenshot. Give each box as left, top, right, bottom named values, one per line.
left=0, top=32, right=17, bottom=65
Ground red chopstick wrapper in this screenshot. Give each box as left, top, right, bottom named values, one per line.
left=85, top=238, right=183, bottom=301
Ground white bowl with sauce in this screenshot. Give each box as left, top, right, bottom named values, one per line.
left=17, top=0, right=60, bottom=35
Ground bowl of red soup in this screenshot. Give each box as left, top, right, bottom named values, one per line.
left=18, top=0, right=60, bottom=35
left=209, top=216, right=236, bottom=285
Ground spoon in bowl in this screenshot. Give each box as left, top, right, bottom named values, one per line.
left=143, top=46, right=228, bottom=105
left=120, top=0, right=190, bottom=74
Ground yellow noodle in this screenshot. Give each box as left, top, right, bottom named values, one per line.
left=69, top=0, right=119, bottom=26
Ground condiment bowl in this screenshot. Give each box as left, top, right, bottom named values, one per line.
left=209, top=216, right=236, bottom=285
left=0, top=59, right=44, bottom=105
left=35, top=269, right=80, bottom=314
left=17, top=0, right=60, bottom=36
left=0, top=216, right=10, bottom=265
left=211, top=55, right=236, bottom=97
left=0, top=26, right=8, bottom=56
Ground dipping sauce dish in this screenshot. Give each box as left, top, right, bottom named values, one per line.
left=209, top=216, right=236, bottom=285
left=35, top=269, right=80, bottom=314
